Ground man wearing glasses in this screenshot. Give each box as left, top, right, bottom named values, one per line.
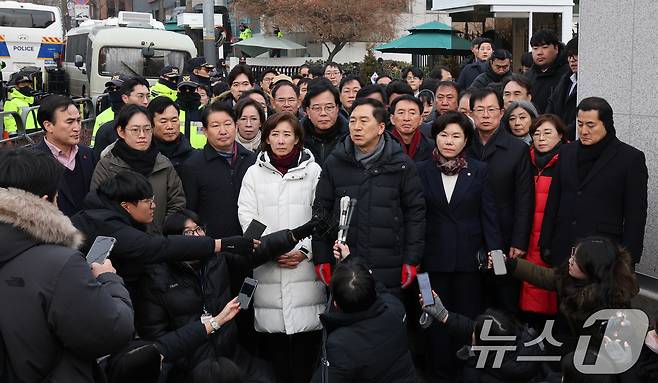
left=94, top=76, right=151, bottom=158
left=323, top=62, right=343, bottom=89
left=300, top=79, right=348, bottom=166
left=546, top=36, right=579, bottom=141
left=467, top=88, right=534, bottom=315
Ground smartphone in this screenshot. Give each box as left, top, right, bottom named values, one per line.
left=243, top=219, right=267, bottom=240
left=237, top=277, right=259, bottom=309
left=86, top=236, right=116, bottom=265
left=491, top=250, right=507, bottom=275
left=417, top=272, right=435, bottom=306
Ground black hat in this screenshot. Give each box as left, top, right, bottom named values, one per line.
left=188, top=57, right=214, bottom=70
left=160, top=66, right=180, bottom=78
left=104, top=73, right=130, bottom=87
left=177, top=75, right=199, bottom=90
left=15, top=75, right=31, bottom=85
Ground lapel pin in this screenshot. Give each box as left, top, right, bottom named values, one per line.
left=467, top=172, right=471, bottom=176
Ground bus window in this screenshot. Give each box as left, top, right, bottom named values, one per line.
left=98, top=47, right=190, bottom=78
left=0, top=9, right=55, bottom=29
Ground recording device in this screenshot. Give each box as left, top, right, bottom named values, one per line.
left=491, top=250, right=507, bottom=275
left=243, top=219, right=267, bottom=240
left=417, top=272, right=435, bottom=306
left=86, top=236, right=116, bottom=265
left=237, top=277, right=259, bottom=309
left=337, top=196, right=357, bottom=245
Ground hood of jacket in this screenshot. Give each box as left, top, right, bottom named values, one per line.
left=483, top=60, right=511, bottom=83
left=333, top=131, right=406, bottom=170
left=256, top=147, right=315, bottom=175
left=0, top=188, right=83, bottom=265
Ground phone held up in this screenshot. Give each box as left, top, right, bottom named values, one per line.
left=86, top=236, right=117, bottom=265
left=417, top=272, right=435, bottom=306
left=237, top=277, right=259, bottom=309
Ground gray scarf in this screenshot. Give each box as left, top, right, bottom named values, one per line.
left=355, top=135, right=385, bottom=170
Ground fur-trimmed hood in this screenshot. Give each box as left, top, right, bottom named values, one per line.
left=0, top=188, right=84, bottom=259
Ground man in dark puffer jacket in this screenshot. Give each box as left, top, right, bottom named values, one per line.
left=312, top=98, right=425, bottom=292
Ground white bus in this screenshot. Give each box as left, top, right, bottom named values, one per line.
left=0, top=1, right=64, bottom=81
left=64, top=12, right=197, bottom=97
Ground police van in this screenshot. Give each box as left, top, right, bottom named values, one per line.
left=63, top=11, right=197, bottom=97
left=0, top=1, right=64, bottom=81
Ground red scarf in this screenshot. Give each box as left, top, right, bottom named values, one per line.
left=269, top=146, right=301, bottom=175
left=392, top=128, right=423, bottom=159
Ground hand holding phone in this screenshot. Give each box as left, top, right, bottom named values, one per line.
left=237, top=277, right=259, bottom=309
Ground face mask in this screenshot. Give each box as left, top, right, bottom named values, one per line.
left=17, top=85, right=34, bottom=96
left=177, top=91, right=201, bottom=107
left=108, top=90, right=124, bottom=108
left=646, top=330, right=658, bottom=354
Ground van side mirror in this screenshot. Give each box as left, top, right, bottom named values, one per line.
left=74, top=55, right=84, bottom=68
left=0, top=61, right=5, bottom=70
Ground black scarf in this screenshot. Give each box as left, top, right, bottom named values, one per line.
left=576, top=133, right=615, bottom=182
left=533, top=142, right=561, bottom=170
left=154, top=137, right=180, bottom=159
left=112, top=138, right=159, bottom=176
left=177, top=91, right=201, bottom=110
left=159, top=78, right=178, bottom=90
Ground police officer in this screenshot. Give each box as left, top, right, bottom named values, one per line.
left=151, top=66, right=180, bottom=101
left=2, top=74, right=39, bottom=136
left=187, top=57, right=214, bottom=93
left=239, top=23, right=253, bottom=40
left=92, top=73, right=129, bottom=147
left=177, top=76, right=206, bottom=149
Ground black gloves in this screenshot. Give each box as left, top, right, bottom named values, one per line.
left=290, top=219, right=318, bottom=242
left=259, top=229, right=297, bottom=259
left=221, top=236, right=254, bottom=255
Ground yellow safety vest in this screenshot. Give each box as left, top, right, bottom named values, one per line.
left=2, top=88, right=38, bottom=134
left=179, top=109, right=207, bottom=149
left=92, top=107, right=114, bottom=147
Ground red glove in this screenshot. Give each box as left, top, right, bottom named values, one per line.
left=315, top=263, right=332, bottom=286
left=401, top=264, right=417, bottom=289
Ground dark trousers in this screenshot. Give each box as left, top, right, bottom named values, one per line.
left=426, top=271, right=483, bottom=382
left=482, top=271, right=521, bottom=315
left=258, top=330, right=322, bottom=383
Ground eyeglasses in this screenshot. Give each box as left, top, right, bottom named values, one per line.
left=473, top=107, right=500, bottom=115
left=275, top=97, right=298, bottom=105
left=139, top=196, right=155, bottom=207
left=309, top=104, right=337, bottom=114
left=183, top=225, right=206, bottom=236
left=324, top=71, right=341, bottom=77
left=125, top=126, right=153, bottom=136
left=568, top=55, right=578, bottom=62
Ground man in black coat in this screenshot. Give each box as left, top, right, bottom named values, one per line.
left=149, top=96, right=195, bottom=173
left=0, top=149, right=134, bottom=383
left=311, top=255, right=416, bottom=383
left=33, top=95, right=97, bottom=216
left=525, top=30, right=571, bottom=113
left=466, top=88, right=534, bottom=313
left=302, top=78, right=349, bottom=166
left=540, top=97, right=648, bottom=266
left=469, top=49, right=513, bottom=93
left=390, top=94, right=433, bottom=162
left=312, top=98, right=426, bottom=292
left=457, top=38, right=494, bottom=90
left=178, top=102, right=256, bottom=239
left=546, top=36, right=579, bottom=141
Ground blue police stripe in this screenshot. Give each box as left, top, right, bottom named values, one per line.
left=37, top=43, right=63, bottom=59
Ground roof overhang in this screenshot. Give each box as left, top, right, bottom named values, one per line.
left=433, top=0, right=574, bottom=13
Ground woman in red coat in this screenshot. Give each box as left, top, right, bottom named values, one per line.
left=521, top=114, right=568, bottom=329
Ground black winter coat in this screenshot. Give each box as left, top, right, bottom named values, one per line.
left=310, top=292, right=416, bottom=383
left=525, top=56, right=571, bottom=113
left=457, top=61, right=488, bottom=90
left=312, top=133, right=426, bottom=288
left=467, top=128, right=534, bottom=251
left=71, top=192, right=216, bottom=289
left=302, top=113, right=349, bottom=166
left=178, top=142, right=256, bottom=238
left=390, top=131, right=434, bottom=163
left=540, top=138, right=648, bottom=266
left=155, top=136, right=195, bottom=173
left=93, top=118, right=119, bottom=158
left=545, top=72, right=577, bottom=141
left=469, top=64, right=512, bottom=91
left=417, top=158, right=503, bottom=272
left=0, top=188, right=134, bottom=383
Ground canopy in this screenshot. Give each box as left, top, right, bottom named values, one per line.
left=232, top=33, right=306, bottom=57
left=375, top=21, right=471, bottom=54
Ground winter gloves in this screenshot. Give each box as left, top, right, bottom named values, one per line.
left=419, top=291, right=449, bottom=329
left=401, top=264, right=417, bottom=289
left=221, top=236, right=254, bottom=255
left=315, top=263, right=332, bottom=286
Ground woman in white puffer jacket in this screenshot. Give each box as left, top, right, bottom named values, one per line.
left=238, top=112, right=326, bottom=383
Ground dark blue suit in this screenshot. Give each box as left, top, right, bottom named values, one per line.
left=33, top=139, right=97, bottom=216
left=416, top=157, right=502, bottom=380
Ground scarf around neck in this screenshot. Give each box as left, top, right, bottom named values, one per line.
left=112, top=138, right=159, bottom=176
left=236, top=130, right=262, bottom=152
left=392, top=128, right=423, bottom=159
left=576, top=133, right=615, bottom=181
left=432, top=148, right=468, bottom=176
left=269, top=146, right=301, bottom=175
left=355, top=135, right=385, bottom=170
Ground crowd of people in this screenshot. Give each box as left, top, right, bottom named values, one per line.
left=1, top=28, right=657, bottom=383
